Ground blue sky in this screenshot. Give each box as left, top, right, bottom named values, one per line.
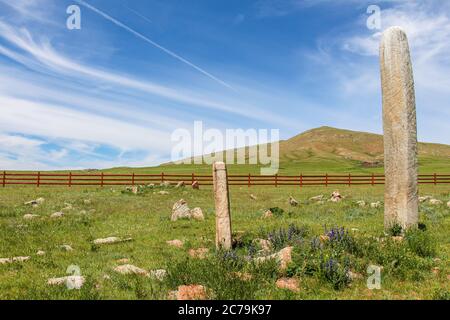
left=0, top=0, right=449, bottom=170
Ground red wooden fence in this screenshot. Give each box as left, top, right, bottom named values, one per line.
left=1, top=171, right=449, bottom=187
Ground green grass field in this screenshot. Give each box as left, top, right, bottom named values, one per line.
left=0, top=182, right=448, bottom=300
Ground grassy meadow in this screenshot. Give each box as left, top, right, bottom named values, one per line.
left=0, top=181, right=448, bottom=300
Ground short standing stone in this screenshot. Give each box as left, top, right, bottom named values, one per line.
left=171, top=199, right=191, bottom=221
left=213, top=162, right=232, bottom=250
left=380, top=27, right=419, bottom=229
left=192, top=181, right=200, bottom=190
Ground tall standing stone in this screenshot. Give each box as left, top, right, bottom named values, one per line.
left=213, top=162, right=232, bottom=250
left=380, top=27, right=418, bottom=229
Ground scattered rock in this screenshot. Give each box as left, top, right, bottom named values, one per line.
left=171, top=199, right=191, bottom=221
left=276, top=278, right=300, bottom=292
left=93, top=237, right=132, bottom=245
left=262, top=210, right=273, bottom=219
left=192, top=181, right=200, bottom=190
left=0, top=256, right=31, bottom=265
left=250, top=194, right=257, bottom=200
left=83, top=199, right=92, bottom=205
left=60, top=245, right=73, bottom=252
left=255, top=246, right=293, bottom=271
left=330, top=191, right=343, bottom=202
left=24, top=198, right=45, bottom=206
left=48, top=276, right=85, bottom=289
left=23, top=214, right=39, bottom=220
left=289, top=196, right=299, bottom=207
left=370, top=201, right=382, bottom=208
left=158, top=191, right=170, bottom=195
left=189, top=248, right=209, bottom=259
left=131, top=186, right=138, bottom=194
left=150, top=269, right=167, bottom=281
left=429, top=199, right=443, bottom=205
left=309, top=195, right=324, bottom=201
left=167, top=239, right=184, bottom=248
left=175, top=181, right=185, bottom=188
left=113, top=264, right=149, bottom=276
left=171, top=285, right=208, bottom=300
left=356, top=200, right=366, bottom=207
left=419, top=196, right=432, bottom=203
left=36, top=250, right=46, bottom=256
left=51, top=212, right=64, bottom=219
left=190, top=207, right=205, bottom=221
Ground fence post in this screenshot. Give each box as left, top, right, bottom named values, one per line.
left=2, top=171, right=5, bottom=187
left=68, top=172, right=72, bottom=188
left=371, top=173, right=375, bottom=186
left=248, top=174, right=251, bottom=188
left=101, top=172, right=104, bottom=187
left=132, top=173, right=135, bottom=186
left=348, top=173, right=351, bottom=187
left=325, top=173, right=328, bottom=187
left=434, top=173, right=437, bottom=186
left=191, top=173, right=195, bottom=185
left=275, top=174, right=278, bottom=188
left=37, top=171, right=41, bottom=188
left=300, top=173, right=303, bottom=188
left=161, top=172, right=165, bottom=184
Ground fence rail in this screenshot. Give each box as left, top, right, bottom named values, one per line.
left=1, top=171, right=450, bottom=188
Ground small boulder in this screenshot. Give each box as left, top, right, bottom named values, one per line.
left=330, top=191, right=342, bottom=202
left=93, top=237, right=132, bottom=245
left=60, top=245, right=73, bottom=252
left=276, top=278, right=300, bottom=292
left=289, top=196, right=299, bottom=207
left=171, top=199, right=191, bottom=221
left=172, top=285, right=208, bottom=300
left=262, top=210, right=273, bottom=219
left=250, top=194, right=257, bottom=200
left=51, top=212, right=64, bottom=219
left=370, top=201, right=382, bottom=208
left=36, top=250, right=46, bottom=256
left=150, top=269, right=167, bottom=281
left=113, top=264, right=149, bottom=277
left=190, top=207, right=205, bottom=221
left=131, top=186, right=138, bottom=194
left=255, top=246, right=293, bottom=271
left=356, top=200, right=366, bottom=207
left=309, top=195, right=324, bottom=201
left=429, top=199, right=443, bottom=205
left=419, top=196, right=432, bottom=203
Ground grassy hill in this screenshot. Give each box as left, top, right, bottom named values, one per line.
left=108, top=126, right=450, bottom=175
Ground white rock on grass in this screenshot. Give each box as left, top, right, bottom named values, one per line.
left=289, top=196, right=299, bottom=207
left=24, top=198, right=45, bottom=206
left=309, top=195, right=324, bottom=201
left=36, top=250, right=46, bottom=256
left=113, top=264, right=149, bottom=277
left=23, top=214, right=40, bottom=220
left=371, top=202, right=382, bottom=208
left=0, top=256, right=30, bottom=265
left=48, top=276, right=85, bottom=290
left=254, top=247, right=293, bottom=271
left=429, top=199, right=443, bottom=205
left=419, top=196, right=432, bottom=203
left=150, top=269, right=167, bottom=281
left=60, top=245, right=73, bottom=252
left=51, top=212, right=64, bottom=219
left=93, top=237, right=133, bottom=245
left=356, top=200, right=366, bottom=207
left=190, top=207, right=205, bottom=221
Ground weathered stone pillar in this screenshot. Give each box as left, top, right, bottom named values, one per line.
left=213, top=162, right=232, bottom=250
left=380, top=26, right=418, bottom=229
